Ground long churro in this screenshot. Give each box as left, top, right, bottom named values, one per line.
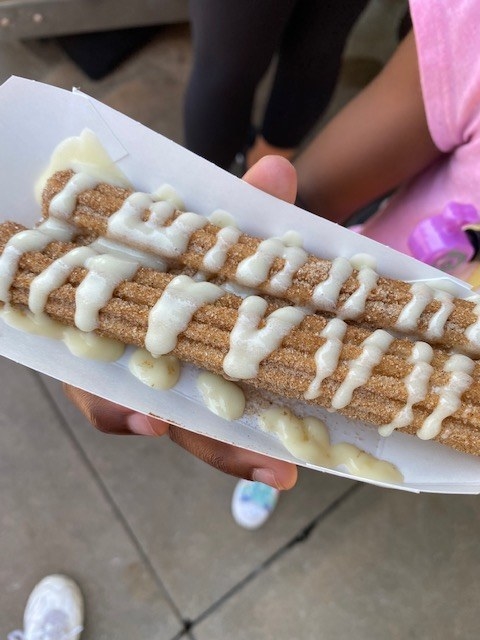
left=2, top=221, right=480, bottom=457
left=41, top=169, right=480, bottom=357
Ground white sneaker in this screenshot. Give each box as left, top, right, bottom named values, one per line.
left=9, top=575, right=84, bottom=640
left=231, top=480, right=280, bottom=530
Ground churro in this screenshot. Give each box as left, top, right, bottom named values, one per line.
left=41, top=169, right=480, bottom=357
left=2, top=221, right=480, bottom=457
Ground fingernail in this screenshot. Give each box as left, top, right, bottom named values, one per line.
left=126, top=413, right=153, bottom=435
left=252, top=468, right=278, bottom=488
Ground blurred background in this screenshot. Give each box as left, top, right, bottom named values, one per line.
left=1, top=1, right=480, bottom=639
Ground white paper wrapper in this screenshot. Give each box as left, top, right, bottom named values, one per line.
left=1, top=76, right=479, bottom=494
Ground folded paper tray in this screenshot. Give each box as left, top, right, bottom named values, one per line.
left=0, top=75, right=479, bottom=494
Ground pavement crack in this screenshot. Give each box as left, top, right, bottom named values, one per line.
left=34, top=372, right=186, bottom=631
left=189, top=482, right=362, bottom=630
left=285, top=482, right=362, bottom=550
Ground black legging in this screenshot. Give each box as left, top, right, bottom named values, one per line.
left=185, top=0, right=368, bottom=168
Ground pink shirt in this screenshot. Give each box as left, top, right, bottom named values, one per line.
left=361, top=0, right=480, bottom=256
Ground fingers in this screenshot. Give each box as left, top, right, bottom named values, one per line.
left=63, top=384, right=170, bottom=436
left=168, top=425, right=298, bottom=490
left=63, top=385, right=297, bottom=489
left=242, top=155, right=298, bottom=204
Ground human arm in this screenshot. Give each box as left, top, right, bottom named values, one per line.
left=295, top=31, right=442, bottom=223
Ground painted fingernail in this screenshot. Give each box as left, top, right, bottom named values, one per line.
left=126, top=413, right=153, bottom=435
left=252, top=468, right=278, bottom=488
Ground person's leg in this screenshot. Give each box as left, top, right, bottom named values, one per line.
left=185, top=0, right=297, bottom=169
left=248, top=0, right=368, bottom=167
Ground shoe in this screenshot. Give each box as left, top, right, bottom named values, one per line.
left=231, top=479, right=279, bottom=530
left=9, top=575, right=84, bottom=640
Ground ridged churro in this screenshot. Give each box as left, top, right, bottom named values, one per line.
left=2, top=220, right=480, bottom=457
left=41, top=169, right=480, bottom=357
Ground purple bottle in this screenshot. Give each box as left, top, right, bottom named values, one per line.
left=407, top=202, right=480, bottom=273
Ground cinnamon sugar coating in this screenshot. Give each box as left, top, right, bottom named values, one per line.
left=2, top=221, right=480, bottom=457
left=41, top=170, right=480, bottom=356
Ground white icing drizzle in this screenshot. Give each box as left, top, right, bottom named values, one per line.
left=223, top=296, right=306, bottom=379
left=197, top=371, right=246, bottom=420
left=260, top=406, right=403, bottom=483
left=220, top=280, right=258, bottom=299
left=396, top=282, right=455, bottom=340
left=1, top=304, right=64, bottom=339
left=62, top=327, right=125, bottom=361
left=425, top=290, right=455, bottom=340
left=0, top=306, right=124, bottom=361
left=281, top=230, right=303, bottom=247
left=0, top=219, right=75, bottom=303
left=75, top=254, right=139, bottom=332
left=235, top=237, right=308, bottom=295
left=268, top=246, right=308, bottom=295
left=416, top=354, right=475, bottom=440
left=145, top=275, right=223, bottom=356
left=49, top=172, right=99, bottom=219
left=208, top=209, right=237, bottom=228
left=2, top=218, right=145, bottom=335
left=378, top=341, right=434, bottom=437
left=304, top=318, right=347, bottom=400
left=35, top=129, right=130, bottom=203
left=28, top=246, right=97, bottom=315
left=107, top=192, right=207, bottom=259
left=349, top=253, right=377, bottom=270
left=202, top=226, right=241, bottom=272
left=36, top=217, right=78, bottom=241
left=128, top=348, right=180, bottom=390
left=151, top=183, right=184, bottom=210
left=465, top=297, right=480, bottom=353
left=89, top=237, right=167, bottom=271
left=395, top=282, right=433, bottom=332
left=312, top=257, right=352, bottom=312
left=191, top=271, right=208, bottom=282
left=148, top=199, right=176, bottom=225
left=338, top=266, right=378, bottom=320
left=331, top=329, right=394, bottom=410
